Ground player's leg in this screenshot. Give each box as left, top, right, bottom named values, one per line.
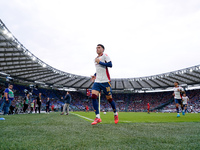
left=92, top=90, right=100, bottom=117
left=106, top=94, right=119, bottom=124
left=184, top=104, right=187, bottom=113
left=66, top=103, right=69, bottom=115
left=106, top=95, right=117, bottom=113
left=175, top=99, right=180, bottom=117
left=102, top=82, right=118, bottom=124
left=61, top=103, right=66, bottom=115
left=91, top=83, right=101, bottom=125
left=180, top=102, right=185, bottom=115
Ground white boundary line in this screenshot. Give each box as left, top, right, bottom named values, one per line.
left=70, top=113, right=93, bottom=121
left=121, top=121, right=132, bottom=123
left=71, top=113, right=132, bottom=123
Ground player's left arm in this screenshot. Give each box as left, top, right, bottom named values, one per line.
left=180, top=87, right=185, bottom=94
left=99, top=61, right=112, bottom=67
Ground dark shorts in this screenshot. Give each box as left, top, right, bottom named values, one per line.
left=92, top=82, right=112, bottom=96
left=175, top=99, right=182, bottom=105
left=183, top=104, right=187, bottom=107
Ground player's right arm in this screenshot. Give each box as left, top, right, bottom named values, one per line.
left=96, top=54, right=112, bottom=68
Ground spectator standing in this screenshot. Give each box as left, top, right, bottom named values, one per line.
left=30, top=100, right=34, bottom=114
left=3, top=84, right=14, bottom=115
left=46, top=97, right=50, bottom=114
left=36, top=93, right=42, bottom=114
left=23, top=93, right=30, bottom=113
left=60, top=91, right=71, bottom=115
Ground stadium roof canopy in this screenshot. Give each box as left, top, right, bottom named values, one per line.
left=1, top=19, right=200, bottom=91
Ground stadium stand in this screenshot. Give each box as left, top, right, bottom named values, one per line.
left=0, top=80, right=199, bottom=114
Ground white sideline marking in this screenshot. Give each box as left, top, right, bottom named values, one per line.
left=122, top=121, right=132, bottom=123
left=71, top=113, right=93, bottom=121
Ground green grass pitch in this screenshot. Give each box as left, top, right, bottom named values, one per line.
left=0, top=112, right=200, bottom=150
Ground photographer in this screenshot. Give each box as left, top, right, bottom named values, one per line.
left=36, top=93, right=42, bottom=114
left=23, top=93, right=30, bottom=113
left=46, top=97, right=50, bottom=114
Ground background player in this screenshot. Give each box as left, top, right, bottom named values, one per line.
left=147, top=103, right=150, bottom=114
left=85, top=105, right=89, bottom=112
left=173, top=82, right=185, bottom=117
left=182, top=93, right=189, bottom=114
left=90, top=44, right=118, bottom=125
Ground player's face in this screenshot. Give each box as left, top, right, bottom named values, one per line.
left=96, top=46, right=104, bottom=55
left=9, top=85, right=13, bottom=89
left=174, top=82, right=178, bottom=87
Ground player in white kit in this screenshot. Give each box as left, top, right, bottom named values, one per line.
left=182, top=93, right=189, bottom=113
left=90, top=44, right=119, bottom=125
left=173, top=82, right=185, bottom=117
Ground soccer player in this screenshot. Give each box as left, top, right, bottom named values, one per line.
left=85, top=105, right=89, bottom=113
left=182, top=93, right=189, bottom=114
left=90, top=44, right=119, bottom=125
left=172, top=82, right=185, bottom=117
left=147, top=103, right=150, bottom=114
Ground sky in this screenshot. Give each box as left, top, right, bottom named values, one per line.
left=1, top=0, right=200, bottom=78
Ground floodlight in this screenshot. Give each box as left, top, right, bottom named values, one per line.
left=43, top=64, right=46, bottom=67
left=3, top=30, right=8, bottom=34
left=32, top=57, right=36, bottom=61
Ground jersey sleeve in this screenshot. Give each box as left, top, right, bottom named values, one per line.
left=4, top=88, right=9, bottom=93
left=180, top=87, right=184, bottom=91
left=104, top=54, right=111, bottom=62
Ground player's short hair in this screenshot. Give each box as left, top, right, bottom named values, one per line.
left=174, top=81, right=179, bottom=84
left=97, top=44, right=105, bottom=50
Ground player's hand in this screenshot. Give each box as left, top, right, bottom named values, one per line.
left=177, top=89, right=180, bottom=92
left=95, top=58, right=100, bottom=63
left=6, top=99, right=8, bottom=101
left=91, top=75, right=96, bottom=82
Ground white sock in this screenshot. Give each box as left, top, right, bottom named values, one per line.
left=114, top=112, right=118, bottom=116
left=96, top=114, right=100, bottom=118
left=177, top=113, right=179, bottom=115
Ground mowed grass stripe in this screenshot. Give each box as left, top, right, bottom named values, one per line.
left=0, top=112, right=200, bottom=150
